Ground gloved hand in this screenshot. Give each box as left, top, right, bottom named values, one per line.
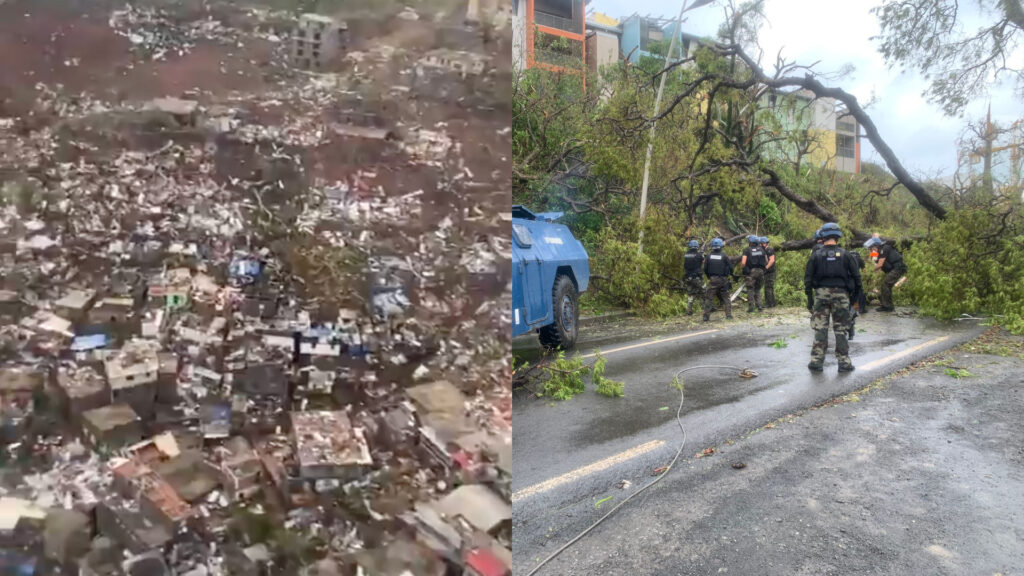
left=742, top=266, right=750, bottom=276
left=805, top=287, right=814, bottom=311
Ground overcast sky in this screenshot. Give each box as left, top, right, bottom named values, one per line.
left=588, top=0, right=1023, bottom=177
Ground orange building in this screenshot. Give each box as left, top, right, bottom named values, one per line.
left=515, top=0, right=586, bottom=74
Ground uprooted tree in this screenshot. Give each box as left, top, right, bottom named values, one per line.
left=513, top=0, right=1023, bottom=329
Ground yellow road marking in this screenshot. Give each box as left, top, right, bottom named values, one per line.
left=511, top=440, right=666, bottom=502
left=858, top=335, right=952, bottom=372
left=579, top=329, right=719, bottom=359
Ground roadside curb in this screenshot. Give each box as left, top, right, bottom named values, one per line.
left=579, top=310, right=633, bottom=326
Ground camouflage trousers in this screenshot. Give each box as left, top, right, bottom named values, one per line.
left=684, top=276, right=704, bottom=313
left=703, top=276, right=732, bottom=319
left=745, top=268, right=765, bottom=310
left=810, top=287, right=853, bottom=366
left=763, top=269, right=777, bottom=307
left=880, top=267, right=904, bottom=308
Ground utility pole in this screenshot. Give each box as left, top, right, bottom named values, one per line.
left=636, top=0, right=713, bottom=258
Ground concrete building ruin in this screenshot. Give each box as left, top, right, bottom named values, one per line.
left=292, top=14, right=348, bottom=71
left=209, top=436, right=263, bottom=502
left=105, top=339, right=161, bottom=418
left=290, top=411, right=372, bottom=481
left=55, top=364, right=110, bottom=420
left=419, top=49, right=487, bottom=78
left=81, top=404, right=143, bottom=449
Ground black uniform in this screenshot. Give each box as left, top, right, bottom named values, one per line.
left=878, top=243, right=906, bottom=310
left=741, top=245, right=768, bottom=311
left=683, top=249, right=705, bottom=314
left=703, top=250, right=733, bottom=321
left=763, top=245, right=777, bottom=307
left=804, top=244, right=863, bottom=369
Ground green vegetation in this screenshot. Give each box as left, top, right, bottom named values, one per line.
left=534, top=350, right=625, bottom=400
left=771, top=338, right=788, bottom=349
left=592, top=351, right=625, bottom=398
left=873, top=0, right=1024, bottom=116
left=514, top=1, right=1024, bottom=333
left=944, top=368, right=974, bottom=379
left=904, top=209, right=1024, bottom=334
left=539, top=351, right=589, bottom=400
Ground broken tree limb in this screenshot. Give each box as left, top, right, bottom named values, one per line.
left=725, top=44, right=948, bottom=220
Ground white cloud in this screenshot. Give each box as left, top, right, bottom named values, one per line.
left=588, top=0, right=1022, bottom=175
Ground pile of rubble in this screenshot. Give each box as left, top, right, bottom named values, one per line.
left=0, top=1, right=510, bottom=575
left=108, top=4, right=290, bottom=61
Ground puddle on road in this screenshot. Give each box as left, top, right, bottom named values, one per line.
left=573, top=374, right=773, bottom=446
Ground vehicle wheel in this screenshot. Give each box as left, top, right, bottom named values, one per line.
left=539, top=275, right=578, bottom=350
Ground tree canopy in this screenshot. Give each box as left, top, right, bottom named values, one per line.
left=872, top=0, right=1024, bottom=116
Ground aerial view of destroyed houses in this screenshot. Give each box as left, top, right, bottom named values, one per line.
left=0, top=0, right=511, bottom=574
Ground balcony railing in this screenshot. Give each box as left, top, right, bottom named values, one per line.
left=535, top=10, right=582, bottom=34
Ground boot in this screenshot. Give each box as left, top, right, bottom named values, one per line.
left=807, top=361, right=823, bottom=372
left=838, top=362, right=855, bottom=372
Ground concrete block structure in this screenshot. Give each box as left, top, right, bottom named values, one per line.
left=434, top=484, right=511, bottom=537
left=290, top=410, right=372, bottom=480
left=105, top=339, right=160, bottom=418
left=209, top=436, right=263, bottom=501
left=292, top=14, right=348, bottom=71
left=55, top=364, right=110, bottom=421
left=43, top=509, right=92, bottom=566
left=585, top=14, right=621, bottom=80
left=419, top=49, right=487, bottom=78
left=95, top=500, right=171, bottom=555
left=758, top=88, right=861, bottom=173
left=0, top=368, right=41, bottom=413
left=619, top=15, right=701, bottom=64
left=81, top=404, right=143, bottom=449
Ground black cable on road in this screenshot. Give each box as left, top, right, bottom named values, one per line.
left=524, top=364, right=759, bottom=576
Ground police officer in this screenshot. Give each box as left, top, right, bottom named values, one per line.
left=703, top=238, right=733, bottom=322
left=761, top=236, right=777, bottom=308
left=682, top=240, right=705, bottom=315
left=812, top=229, right=824, bottom=254
left=804, top=222, right=862, bottom=372
left=864, top=236, right=905, bottom=312
left=740, top=235, right=768, bottom=313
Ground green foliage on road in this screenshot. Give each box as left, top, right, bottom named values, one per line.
left=904, top=207, right=1024, bottom=334
left=540, top=351, right=589, bottom=400
left=537, top=351, right=625, bottom=400
left=593, top=351, right=625, bottom=398
left=944, top=368, right=974, bottom=379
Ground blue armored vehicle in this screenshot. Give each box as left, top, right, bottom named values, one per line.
left=511, top=205, right=590, bottom=349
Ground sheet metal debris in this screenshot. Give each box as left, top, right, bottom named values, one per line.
left=0, top=1, right=510, bottom=574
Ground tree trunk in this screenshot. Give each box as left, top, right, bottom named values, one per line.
left=729, top=46, right=949, bottom=220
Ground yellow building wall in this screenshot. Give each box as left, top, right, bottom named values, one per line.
left=807, top=128, right=837, bottom=169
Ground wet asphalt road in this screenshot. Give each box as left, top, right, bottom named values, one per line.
left=513, top=309, right=991, bottom=573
